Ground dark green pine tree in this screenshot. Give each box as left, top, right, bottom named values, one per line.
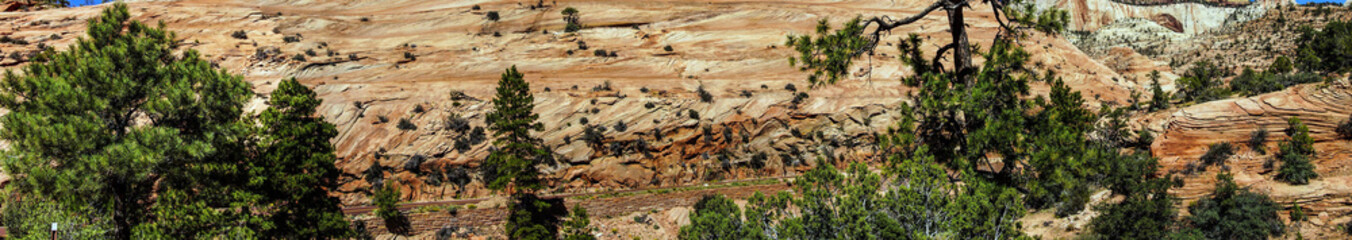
left=256, top=78, right=353, bottom=238
left=1148, top=70, right=1171, bottom=111
left=482, top=66, right=546, bottom=192
left=480, top=66, right=558, bottom=239
left=0, top=3, right=256, bottom=238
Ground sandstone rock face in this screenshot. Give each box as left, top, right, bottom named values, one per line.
left=1148, top=81, right=1352, bottom=236
left=0, top=0, right=1136, bottom=206
left=1033, top=0, right=1285, bottom=34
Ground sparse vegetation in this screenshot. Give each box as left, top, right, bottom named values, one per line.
left=230, top=30, right=248, bottom=39
left=1250, top=128, right=1269, bottom=154
left=562, top=7, right=582, bottom=32
left=696, top=85, right=713, bottom=102
left=663, top=45, right=673, bottom=52
left=1337, top=114, right=1352, bottom=140
left=486, top=11, right=500, bottom=21
left=1199, top=142, right=1234, bottom=168
left=397, top=118, right=417, bottom=130
left=284, top=34, right=301, bottom=43
left=1229, top=67, right=1322, bottom=96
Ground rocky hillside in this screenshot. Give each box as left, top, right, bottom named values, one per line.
left=0, top=0, right=1141, bottom=206
left=7, top=0, right=1352, bottom=238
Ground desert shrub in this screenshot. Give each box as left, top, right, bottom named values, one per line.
left=581, top=125, right=606, bottom=149
left=471, top=5, right=481, bottom=10
left=445, top=113, right=470, bottom=132
left=1249, top=128, right=1268, bottom=154
left=740, top=90, right=753, bottom=98
left=305, top=49, right=317, bottom=57
left=364, top=161, right=385, bottom=189
left=486, top=11, right=500, bottom=21
left=687, top=109, right=700, bottom=120
left=412, top=105, right=425, bottom=113
left=791, top=92, right=809, bottom=105
left=0, top=35, right=28, bottom=45
left=230, top=30, right=247, bottom=39
left=696, top=85, right=713, bottom=102
left=404, top=52, right=415, bottom=61
left=785, top=83, right=797, bottom=92
left=1199, top=142, right=1233, bottom=167
left=283, top=35, right=301, bottom=43
left=644, top=102, right=655, bottom=109
left=291, top=54, right=306, bottom=62
left=593, top=49, right=607, bottom=57
left=377, top=115, right=390, bottom=123
left=397, top=118, right=417, bottom=130
left=614, top=120, right=628, bottom=133
left=1336, top=114, right=1352, bottom=140
left=404, top=155, right=425, bottom=172
left=664, top=45, right=673, bottom=52
left=579, top=117, right=589, bottom=125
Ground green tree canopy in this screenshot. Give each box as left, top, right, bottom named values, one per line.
left=1187, top=173, right=1285, bottom=239
left=1277, top=117, right=1318, bottom=185
left=1295, top=21, right=1352, bottom=73
left=0, top=3, right=253, bottom=238
left=255, top=78, right=353, bottom=237
left=0, top=4, right=352, bottom=238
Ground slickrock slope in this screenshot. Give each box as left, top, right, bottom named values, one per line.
left=0, top=0, right=1135, bottom=205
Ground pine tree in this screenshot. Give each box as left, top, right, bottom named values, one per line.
left=1277, top=117, right=1318, bottom=185
left=1149, top=70, right=1172, bottom=111
left=481, top=65, right=546, bottom=192
left=479, top=66, right=559, bottom=239
left=0, top=3, right=255, bottom=238
left=256, top=78, right=353, bottom=238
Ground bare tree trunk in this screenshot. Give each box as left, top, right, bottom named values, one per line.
left=945, top=0, right=972, bottom=83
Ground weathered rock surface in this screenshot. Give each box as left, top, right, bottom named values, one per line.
left=1033, top=0, right=1288, bottom=34
left=0, top=0, right=1137, bottom=206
